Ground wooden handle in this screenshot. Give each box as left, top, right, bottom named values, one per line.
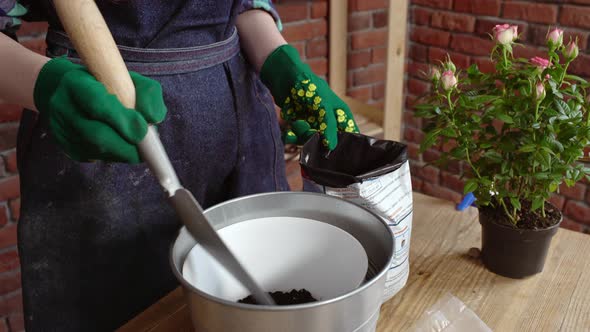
left=53, top=0, right=135, bottom=109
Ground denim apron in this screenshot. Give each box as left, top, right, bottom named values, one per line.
left=16, top=1, right=289, bottom=330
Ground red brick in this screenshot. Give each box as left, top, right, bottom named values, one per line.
left=306, top=39, right=327, bottom=58
left=347, top=72, right=353, bottom=89
left=450, top=35, right=496, bottom=56
left=348, top=12, right=371, bottom=32
left=441, top=172, right=466, bottom=193
left=16, top=21, right=48, bottom=37
left=559, top=183, right=586, bottom=201
left=407, top=61, right=430, bottom=79
left=412, top=7, right=432, bottom=26
left=454, top=0, right=501, bottom=16
left=431, top=12, right=476, bottom=32
left=0, top=271, right=21, bottom=295
left=311, top=2, right=327, bottom=18
left=503, top=2, right=558, bottom=25
left=407, top=143, right=421, bottom=161
left=0, top=176, right=19, bottom=202
left=373, top=83, right=385, bottom=100
left=372, top=47, right=387, bottom=63
left=566, top=53, right=590, bottom=77
left=353, top=64, right=386, bottom=85
left=0, top=248, right=18, bottom=274
left=4, top=150, right=16, bottom=174
left=347, top=86, right=372, bottom=101
left=0, top=206, right=6, bottom=227
left=560, top=217, right=583, bottom=232
left=0, top=158, right=4, bottom=178
left=307, top=58, right=327, bottom=76
left=8, top=314, right=24, bottom=332
left=348, top=50, right=372, bottom=69
left=423, top=182, right=463, bottom=203
left=283, top=20, right=327, bottom=42
left=291, top=42, right=305, bottom=57
left=564, top=200, right=590, bottom=224
left=560, top=5, right=590, bottom=29
left=429, top=47, right=471, bottom=69
left=549, top=194, right=566, bottom=211
left=411, top=163, right=440, bottom=184
left=412, top=0, right=453, bottom=9
left=567, top=0, right=590, bottom=4
left=408, top=78, right=429, bottom=95
left=373, top=11, right=388, bottom=28
left=423, top=149, right=442, bottom=163
left=9, top=199, right=19, bottom=222
left=411, top=26, right=451, bottom=48
left=529, top=25, right=588, bottom=50
left=19, top=38, right=47, bottom=56
left=403, top=110, right=423, bottom=128
left=275, top=2, right=308, bottom=23
left=512, top=46, right=549, bottom=62
left=0, top=290, right=22, bottom=317
left=0, top=124, right=18, bottom=151
left=349, top=0, right=388, bottom=11
left=409, top=44, right=428, bottom=62
left=0, top=104, right=22, bottom=123
left=411, top=176, right=424, bottom=191
left=472, top=57, right=496, bottom=74
left=351, top=29, right=388, bottom=49
left=404, top=127, right=426, bottom=144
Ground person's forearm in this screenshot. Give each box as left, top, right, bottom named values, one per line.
left=0, top=33, right=50, bottom=110
left=236, top=10, right=287, bottom=72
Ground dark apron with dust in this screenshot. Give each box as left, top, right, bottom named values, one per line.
left=16, top=1, right=288, bottom=330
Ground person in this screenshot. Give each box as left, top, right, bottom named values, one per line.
left=0, top=0, right=358, bottom=330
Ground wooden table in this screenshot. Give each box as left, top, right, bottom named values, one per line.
left=118, top=193, right=590, bottom=332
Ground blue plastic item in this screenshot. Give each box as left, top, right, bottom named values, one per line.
left=456, top=192, right=476, bottom=211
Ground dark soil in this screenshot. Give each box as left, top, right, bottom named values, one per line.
left=238, top=289, right=317, bottom=305
left=480, top=198, right=562, bottom=230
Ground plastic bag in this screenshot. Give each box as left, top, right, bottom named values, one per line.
left=300, top=132, right=413, bottom=301
left=411, top=293, right=492, bottom=332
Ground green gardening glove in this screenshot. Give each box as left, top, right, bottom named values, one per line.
left=261, top=44, right=359, bottom=150
left=34, top=57, right=167, bottom=163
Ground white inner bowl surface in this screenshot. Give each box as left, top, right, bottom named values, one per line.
left=182, top=216, right=369, bottom=303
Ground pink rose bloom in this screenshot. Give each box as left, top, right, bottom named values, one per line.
left=492, top=24, right=517, bottom=45
left=564, top=40, right=579, bottom=60
left=547, top=28, right=564, bottom=47
left=511, top=25, right=518, bottom=39
left=441, top=70, right=457, bottom=91
left=530, top=56, right=550, bottom=69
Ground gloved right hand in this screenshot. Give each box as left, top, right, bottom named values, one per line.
left=34, top=57, right=167, bottom=163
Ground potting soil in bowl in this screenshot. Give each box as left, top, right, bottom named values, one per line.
left=182, top=216, right=369, bottom=304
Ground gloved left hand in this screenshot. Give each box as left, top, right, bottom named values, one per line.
left=260, top=44, right=359, bottom=150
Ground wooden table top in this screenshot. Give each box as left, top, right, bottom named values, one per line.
left=118, top=193, right=590, bottom=332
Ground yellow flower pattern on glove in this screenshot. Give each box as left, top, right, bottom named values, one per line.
left=281, top=77, right=359, bottom=149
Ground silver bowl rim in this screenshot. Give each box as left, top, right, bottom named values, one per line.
left=169, top=191, right=394, bottom=312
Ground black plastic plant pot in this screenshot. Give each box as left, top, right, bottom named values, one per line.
left=479, top=206, right=563, bottom=279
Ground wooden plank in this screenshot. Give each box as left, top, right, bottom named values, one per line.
left=119, top=193, right=590, bottom=332
left=343, top=96, right=384, bottom=127
left=328, top=0, right=347, bottom=95
left=382, top=0, right=409, bottom=141
left=377, top=196, right=590, bottom=332
left=117, top=288, right=188, bottom=332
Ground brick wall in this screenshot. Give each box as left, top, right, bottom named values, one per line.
left=405, top=0, right=590, bottom=233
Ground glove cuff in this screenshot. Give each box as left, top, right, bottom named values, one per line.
left=34, top=57, right=81, bottom=112
left=260, top=44, right=311, bottom=106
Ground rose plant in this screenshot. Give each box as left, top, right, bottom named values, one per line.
left=415, top=26, right=590, bottom=277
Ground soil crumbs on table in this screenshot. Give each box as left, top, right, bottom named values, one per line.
left=238, top=289, right=317, bottom=305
